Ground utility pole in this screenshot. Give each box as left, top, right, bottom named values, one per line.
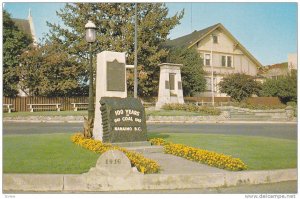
left=134, top=3, right=138, bottom=98
left=210, top=34, right=215, bottom=106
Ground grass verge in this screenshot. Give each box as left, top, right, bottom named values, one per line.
left=3, top=132, right=297, bottom=173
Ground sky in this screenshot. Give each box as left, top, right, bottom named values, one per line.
left=3, top=2, right=297, bottom=66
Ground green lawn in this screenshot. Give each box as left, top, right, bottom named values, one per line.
left=3, top=133, right=99, bottom=174
left=3, top=132, right=297, bottom=174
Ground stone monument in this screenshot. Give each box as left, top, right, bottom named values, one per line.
left=155, top=63, right=184, bottom=109
left=93, top=51, right=147, bottom=143
left=93, top=51, right=128, bottom=140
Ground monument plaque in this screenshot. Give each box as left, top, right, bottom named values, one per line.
left=178, top=81, right=182, bottom=90
left=169, top=73, right=175, bottom=90
left=107, top=59, right=125, bottom=92
left=100, top=97, right=147, bottom=143
left=165, top=81, right=170, bottom=89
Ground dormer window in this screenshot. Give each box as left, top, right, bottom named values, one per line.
left=213, top=35, right=218, bottom=43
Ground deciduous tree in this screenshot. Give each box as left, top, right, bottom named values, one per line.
left=19, top=41, right=87, bottom=96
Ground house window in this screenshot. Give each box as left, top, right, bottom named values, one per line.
left=227, top=56, right=232, bottom=67
left=205, top=77, right=211, bottom=91
left=221, top=56, right=226, bottom=67
left=205, top=54, right=211, bottom=66
left=213, top=35, right=218, bottom=43
left=221, top=55, right=233, bottom=67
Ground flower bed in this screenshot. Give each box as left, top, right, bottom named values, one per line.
left=149, top=138, right=247, bottom=171
left=71, top=133, right=160, bottom=174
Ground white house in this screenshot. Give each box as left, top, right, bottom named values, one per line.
left=166, top=23, right=263, bottom=97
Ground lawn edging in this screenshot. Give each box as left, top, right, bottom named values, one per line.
left=3, top=168, right=297, bottom=192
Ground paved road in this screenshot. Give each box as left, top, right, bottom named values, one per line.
left=2, top=122, right=297, bottom=140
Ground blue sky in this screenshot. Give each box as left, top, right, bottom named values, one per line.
left=3, top=2, right=297, bottom=66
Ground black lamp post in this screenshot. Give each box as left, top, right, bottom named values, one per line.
left=85, top=20, right=96, bottom=122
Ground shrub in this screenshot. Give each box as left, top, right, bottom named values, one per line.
left=260, top=70, right=297, bottom=104
left=71, top=133, right=160, bottom=174
left=149, top=138, right=247, bottom=171
left=162, top=103, right=221, bottom=115
left=219, top=73, right=262, bottom=102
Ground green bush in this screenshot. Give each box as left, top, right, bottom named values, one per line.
left=260, top=70, right=297, bottom=104
left=162, top=103, right=221, bottom=115
left=218, top=73, right=262, bottom=102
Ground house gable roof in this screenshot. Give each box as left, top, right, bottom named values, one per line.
left=165, top=23, right=219, bottom=48
left=165, top=23, right=262, bottom=68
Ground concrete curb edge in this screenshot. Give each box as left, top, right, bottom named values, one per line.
left=3, top=168, right=297, bottom=192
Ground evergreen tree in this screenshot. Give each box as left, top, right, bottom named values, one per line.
left=3, top=10, right=32, bottom=97
left=46, top=3, right=183, bottom=97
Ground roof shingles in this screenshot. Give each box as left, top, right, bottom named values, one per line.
left=165, top=23, right=220, bottom=48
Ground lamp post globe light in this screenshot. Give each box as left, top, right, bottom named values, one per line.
left=85, top=20, right=96, bottom=125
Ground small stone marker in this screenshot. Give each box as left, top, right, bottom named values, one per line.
left=156, top=63, right=184, bottom=109
left=95, top=150, right=132, bottom=176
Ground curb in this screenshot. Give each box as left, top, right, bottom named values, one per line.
left=3, top=169, right=297, bottom=192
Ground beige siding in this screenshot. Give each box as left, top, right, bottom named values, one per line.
left=196, top=29, right=258, bottom=76
left=194, top=28, right=260, bottom=97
